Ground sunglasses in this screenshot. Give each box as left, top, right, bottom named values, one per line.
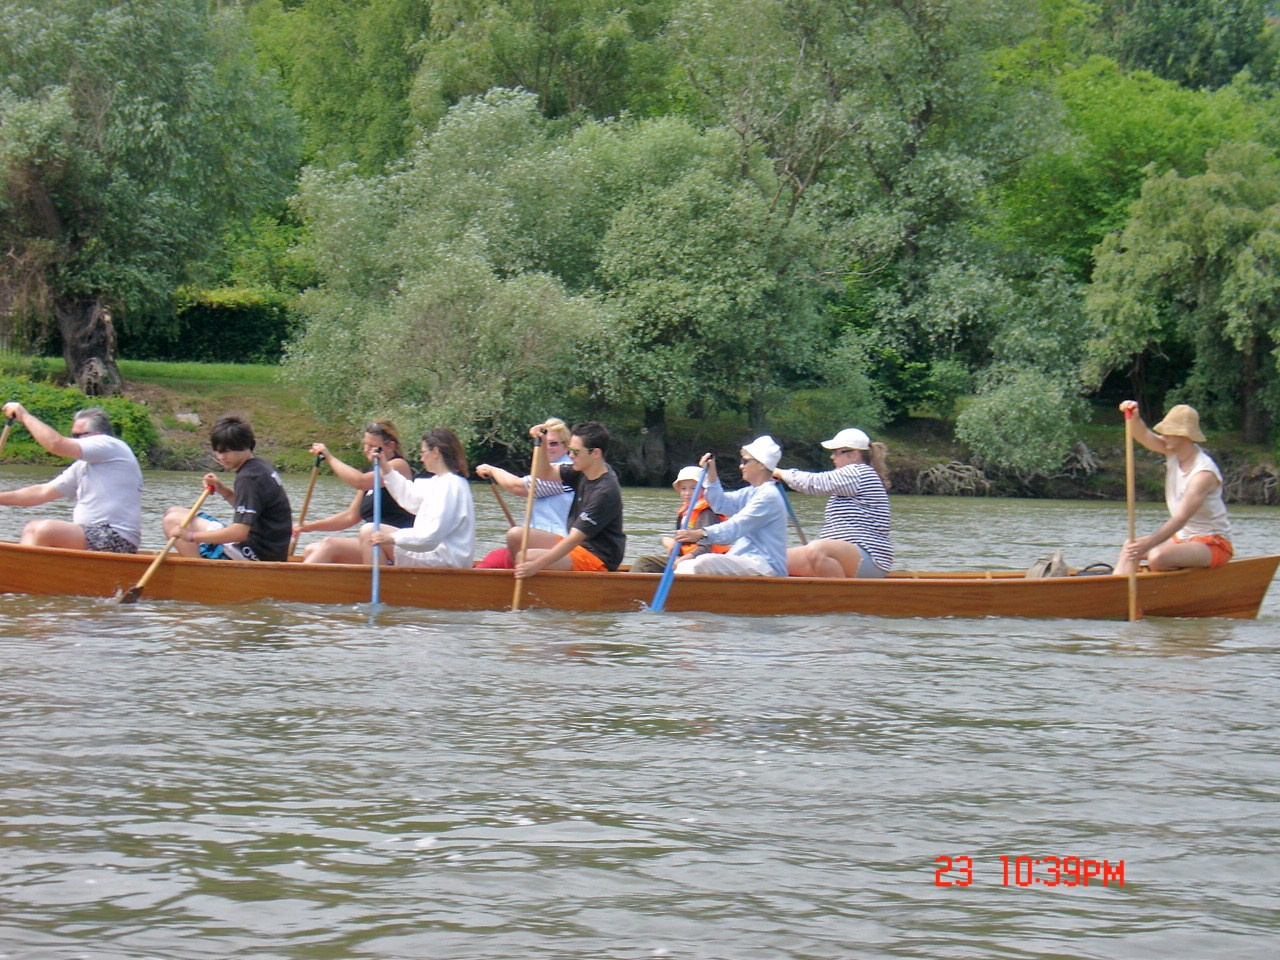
left=740, top=457, right=758, bottom=466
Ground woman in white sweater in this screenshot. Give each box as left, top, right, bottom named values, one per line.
left=362, top=427, right=475, bottom=568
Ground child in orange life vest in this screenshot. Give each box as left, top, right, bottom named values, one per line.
left=630, top=466, right=729, bottom=573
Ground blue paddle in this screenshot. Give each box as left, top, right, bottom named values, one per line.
left=778, top=481, right=808, bottom=545
left=651, top=463, right=709, bottom=612
left=371, top=450, right=383, bottom=607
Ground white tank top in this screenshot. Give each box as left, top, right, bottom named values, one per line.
left=1166, top=447, right=1231, bottom=539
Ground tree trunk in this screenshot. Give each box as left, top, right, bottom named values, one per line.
left=55, top=297, right=123, bottom=396
left=747, top=390, right=767, bottom=436
left=1241, top=343, right=1269, bottom=443
left=625, top=403, right=668, bottom=484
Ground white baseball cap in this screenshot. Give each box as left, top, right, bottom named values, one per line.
left=820, top=427, right=870, bottom=450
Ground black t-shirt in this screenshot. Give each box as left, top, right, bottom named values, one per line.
left=233, top=456, right=293, bottom=562
left=558, top=463, right=626, bottom=570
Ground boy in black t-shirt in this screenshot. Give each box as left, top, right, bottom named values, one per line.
left=165, top=416, right=293, bottom=561
left=513, top=420, right=626, bottom=577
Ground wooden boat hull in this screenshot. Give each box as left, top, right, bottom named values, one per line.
left=0, top=541, right=1275, bottom=619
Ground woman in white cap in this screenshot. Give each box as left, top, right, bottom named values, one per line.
left=671, top=436, right=788, bottom=577
left=630, top=465, right=728, bottom=573
left=772, top=427, right=893, bottom=578
left=1115, top=401, right=1232, bottom=575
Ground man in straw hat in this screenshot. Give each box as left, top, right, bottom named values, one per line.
left=1115, top=400, right=1232, bottom=576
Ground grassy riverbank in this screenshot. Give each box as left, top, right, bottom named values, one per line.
left=3, top=356, right=1277, bottom=503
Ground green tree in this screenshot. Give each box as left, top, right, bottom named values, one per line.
left=1086, top=141, right=1280, bottom=442
left=411, top=0, right=678, bottom=127
left=247, top=0, right=432, bottom=172
left=996, top=57, right=1278, bottom=279
left=288, top=89, right=828, bottom=470
left=0, top=0, right=297, bottom=393
left=1097, top=0, right=1275, bottom=90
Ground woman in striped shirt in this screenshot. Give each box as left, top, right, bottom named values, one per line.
left=772, top=428, right=893, bottom=578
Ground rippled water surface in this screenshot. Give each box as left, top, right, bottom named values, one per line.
left=1, top=468, right=1278, bottom=958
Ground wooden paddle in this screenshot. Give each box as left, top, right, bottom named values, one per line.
left=1124, top=408, right=1141, bottom=621
left=119, top=485, right=214, bottom=604
left=370, top=450, right=383, bottom=607
left=511, top=436, right=544, bottom=612
left=651, top=463, right=709, bottom=612
left=0, top=416, right=14, bottom=458
left=487, top=477, right=516, bottom=526
left=288, top=452, right=324, bottom=557
left=778, top=482, right=808, bottom=545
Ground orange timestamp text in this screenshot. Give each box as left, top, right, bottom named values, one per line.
left=935, top=854, right=1125, bottom=888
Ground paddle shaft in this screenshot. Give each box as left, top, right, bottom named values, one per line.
left=512, top=438, right=544, bottom=612
left=1124, top=410, right=1140, bottom=621
left=779, top=483, right=808, bottom=545
left=288, top=453, right=325, bottom=556
left=0, top=416, right=14, bottom=458
left=120, top=485, right=213, bottom=603
left=651, top=465, right=709, bottom=612
left=371, top=452, right=382, bottom=606
left=488, top=478, right=516, bottom=526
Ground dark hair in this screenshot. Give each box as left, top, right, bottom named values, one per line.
left=364, top=419, right=406, bottom=462
left=422, top=427, right=468, bottom=476
left=571, top=420, right=610, bottom=455
left=211, top=415, right=256, bottom=452
left=73, top=407, right=114, bottom=437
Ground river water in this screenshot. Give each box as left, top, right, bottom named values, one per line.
left=1, top=467, right=1278, bottom=958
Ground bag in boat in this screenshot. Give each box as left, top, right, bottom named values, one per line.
left=1071, top=562, right=1115, bottom=577
left=1025, top=550, right=1068, bottom=578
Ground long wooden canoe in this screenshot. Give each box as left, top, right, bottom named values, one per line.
left=0, top=540, right=1275, bottom=619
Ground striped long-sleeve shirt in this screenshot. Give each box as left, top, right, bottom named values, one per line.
left=775, top=463, right=893, bottom=572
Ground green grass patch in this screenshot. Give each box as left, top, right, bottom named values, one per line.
left=117, top=359, right=281, bottom=386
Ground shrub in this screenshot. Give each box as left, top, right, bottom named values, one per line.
left=0, top=377, right=159, bottom=461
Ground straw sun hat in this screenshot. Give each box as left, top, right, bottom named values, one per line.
left=1153, top=404, right=1207, bottom=442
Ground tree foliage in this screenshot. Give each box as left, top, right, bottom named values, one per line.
left=247, top=0, right=431, bottom=172
left=1096, top=0, right=1276, bottom=90
left=287, top=90, right=828, bottom=464
left=411, top=0, right=678, bottom=127
left=1086, top=141, right=1280, bottom=442
left=0, top=0, right=298, bottom=391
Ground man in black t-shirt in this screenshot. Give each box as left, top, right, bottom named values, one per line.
left=165, top=416, right=293, bottom=562
left=513, top=421, right=625, bottom=576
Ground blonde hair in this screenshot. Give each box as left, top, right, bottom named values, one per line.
left=858, top=441, right=890, bottom=489
left=539, top=417, right=571, bottom=444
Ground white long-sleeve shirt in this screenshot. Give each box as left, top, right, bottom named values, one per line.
left=381, top=470, right=475, bottom=567
left=701, top=480, right=788, bottom=577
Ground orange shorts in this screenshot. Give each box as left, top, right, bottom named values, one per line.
left=1173, top=534, right=1234, bottom=568
left=568, top=545, right=607, bottom=572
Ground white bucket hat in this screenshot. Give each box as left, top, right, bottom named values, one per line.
left=673, top=465, right=702, bottom=488
left=821, top=427, right=871, bottom=451
left=740, top=435, right=782, bottom=471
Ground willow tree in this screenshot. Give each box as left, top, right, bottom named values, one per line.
left=0, top=0, right=297, bottom=393
left=1087, top=141, right=1280, bottom=441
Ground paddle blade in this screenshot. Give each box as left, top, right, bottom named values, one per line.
left=119, top=584, right=143, bottom=605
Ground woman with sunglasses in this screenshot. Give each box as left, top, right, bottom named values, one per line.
left=772, top=427, right=892, bottom=578
left=293, top=420, right=415, bottom=564
left=473, top=417, right=575, bottom=567
left=671, top=436, right=788, bottom=577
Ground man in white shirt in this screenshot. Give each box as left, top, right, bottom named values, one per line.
left=0, top=402, right=143, bottom=552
